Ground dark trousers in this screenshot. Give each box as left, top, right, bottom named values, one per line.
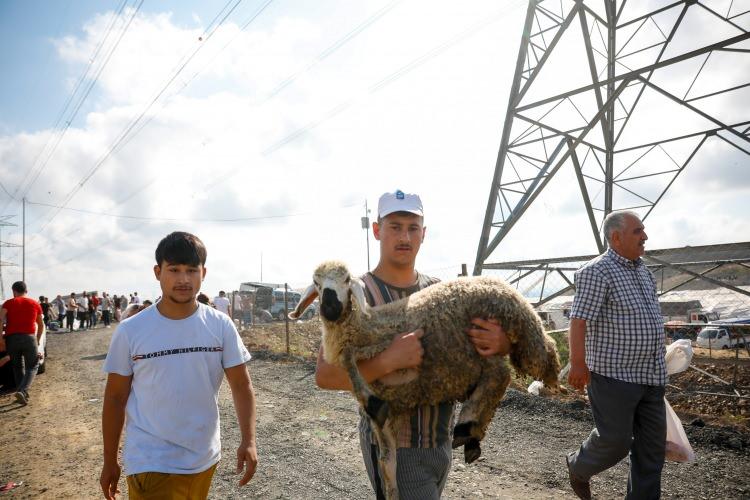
left=102, top=310, right=111, bottom=326
left=5, top=334, right=38, bottom=394
left=568, top=372, right=666, bottom=499
left=66, top=311, right=75, bottom=330
left=89, top=310, right=97, bottom=328
left=78, top=311, right=88, bottom=330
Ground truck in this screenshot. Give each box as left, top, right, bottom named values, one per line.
left=536, top=299, right=573, bottom=331
left=661, top=301, right=720, bottom=340
left=238, top=282, right=276, bottom=323
left=695, top=318, right=750, bottom=349
left=238, top=282, right=316, bottom=322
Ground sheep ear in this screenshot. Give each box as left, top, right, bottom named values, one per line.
left=289, top=283, right=318, bottom=320
left=350, top=279, right=370, bottom=317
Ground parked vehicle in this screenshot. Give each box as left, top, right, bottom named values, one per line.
left=536, top=301, right=572, bottom=331
left=238, top=282, right=275, bottom=323
left=663, top=305, right=720, bottom=340
left=696, top=318, right=750, bottom=349
left=238, top=282, right=317, bottom=322
left=270, top=289, right=299, bottom=320
left=270, top=289, right=317, bottom=320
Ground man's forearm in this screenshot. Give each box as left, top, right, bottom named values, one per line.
left=315, top=348, right=394, bottom=391
left=568, top=318, right=587, bottom=364
left=232, top=377, right=257, bottom=445
left=102, top=398, right=126, bottom=465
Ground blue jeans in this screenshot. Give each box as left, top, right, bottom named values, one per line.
left=5, top=334, right=38, bottom=394
left=241, top=311, right=254, bottom=328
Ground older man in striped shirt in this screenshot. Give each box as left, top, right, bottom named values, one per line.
left=566, top=211, right=666, bottom=500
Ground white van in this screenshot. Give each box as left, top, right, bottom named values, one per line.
left=696, top=325, right=749, bottom=349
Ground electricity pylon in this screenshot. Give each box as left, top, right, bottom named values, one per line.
left=474, top=0, right=750, bottom=276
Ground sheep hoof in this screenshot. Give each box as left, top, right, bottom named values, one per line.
left=464, top=439, right=482, bottom=464
left=451, top=422, right=475, bottom=449
left=365, top=396, right=389, bottom=427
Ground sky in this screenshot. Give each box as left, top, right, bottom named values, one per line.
left=0, top=0, right=748, bottom=301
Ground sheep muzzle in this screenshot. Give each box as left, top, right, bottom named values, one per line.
left=321, top=288, right=344, bottom=321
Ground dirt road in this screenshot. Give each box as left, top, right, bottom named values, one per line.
left=1, top=327, right=748, bottom=499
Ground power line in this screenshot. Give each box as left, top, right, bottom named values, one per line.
left=27, top=0, right=252, bottom=240
left=22, top=1, right=145, bottom=201
left=14, top=0, right=272, bottom=257
left=22, top=0, right=400, bottom=240
left=20, top=2, right=524, bottom=263
left=1, top=0, right=132, bottom=211
left=23, top=201, right=360, bottom=273
left=104, top=0, right=277, bottom=161
left=265, top=0, right=405, bottom=100
left=25, top=199, right=359, bottom=223
left=203, top=0, right=527, bottom=195
left=84, top=0, right=397, bottom=210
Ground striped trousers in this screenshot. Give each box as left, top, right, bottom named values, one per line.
left=359, top=418, right=452, bottom=499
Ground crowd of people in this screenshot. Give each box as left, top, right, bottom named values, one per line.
left=1, top=285, right=250, bottom=402
left=34, top=292, right=151, bottom=333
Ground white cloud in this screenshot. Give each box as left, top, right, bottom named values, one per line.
left=0, top=0, right=748, bottom=301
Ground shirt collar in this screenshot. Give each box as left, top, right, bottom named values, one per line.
left=606, top=247, right=642, bottom=268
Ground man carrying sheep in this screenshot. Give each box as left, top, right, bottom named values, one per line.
left=566, top=211, right=666, bottom=500
left=316, top=189, right=510, bottom=499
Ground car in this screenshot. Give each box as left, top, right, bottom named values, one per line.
left=270, top=289, right=301, bottom=321
left=298, top=301, right=318, bottom=320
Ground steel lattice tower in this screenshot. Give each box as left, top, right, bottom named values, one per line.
left=474, top=0, right=750, bottom=277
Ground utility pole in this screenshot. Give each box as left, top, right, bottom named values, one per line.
left=0, top=216, right=20, bottom=301
left=361, top=199, right=371, bottom=271
left=22, top=197, right=25, bottom=282
left=0, top=225, right=3, bottom=300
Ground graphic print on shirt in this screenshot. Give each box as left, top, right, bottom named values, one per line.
left=132, top=346, right=223, bottom=361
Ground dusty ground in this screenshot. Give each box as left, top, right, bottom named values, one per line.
left=0, top=322, right=749, bottom=499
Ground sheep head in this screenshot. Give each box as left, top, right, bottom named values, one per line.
left=289, top=261, right=369, bottom=321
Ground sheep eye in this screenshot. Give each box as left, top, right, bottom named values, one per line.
left=345, top=276, right=351, bottom=284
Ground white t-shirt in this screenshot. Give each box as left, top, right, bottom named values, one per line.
left=131, top=295, right=141, bottom=305
left=213, top=296, right=231, bottom=316
left=77, top=297, right=89, bottom=312
left=103, top=302, right=251, bottom=475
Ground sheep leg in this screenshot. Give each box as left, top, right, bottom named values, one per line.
left=341, top=350, right=398, bottom=498
left=507, top=321, right=561, bottom=388
left=371, top=420, right=399, bottom=500
left=452, top=360, right=511, bottom=463
left=342, top=349, right=390, bottom=427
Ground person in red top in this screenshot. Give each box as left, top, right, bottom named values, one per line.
left=90, top=292, right=101, bottom=329
left=0, top=281, right=45, bottom=405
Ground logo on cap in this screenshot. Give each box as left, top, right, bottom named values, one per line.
left=396, top=190, right=404, bottom=200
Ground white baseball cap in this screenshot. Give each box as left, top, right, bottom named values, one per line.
left=377, top=190, right=423, bottom=219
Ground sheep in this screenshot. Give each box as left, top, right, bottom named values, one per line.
left=290, top=260, right=560, bottom=500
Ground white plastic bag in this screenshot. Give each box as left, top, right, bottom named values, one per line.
left=665, top=339, right=693, bottom=375
left=527, top=380, right=544, bottom=396
left=665, top=398, right=695, bottom=463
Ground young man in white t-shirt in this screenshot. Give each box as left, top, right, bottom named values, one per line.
left=213, top=291, right=231, bottom=316
left=100, top=232, right=258, bottom=500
